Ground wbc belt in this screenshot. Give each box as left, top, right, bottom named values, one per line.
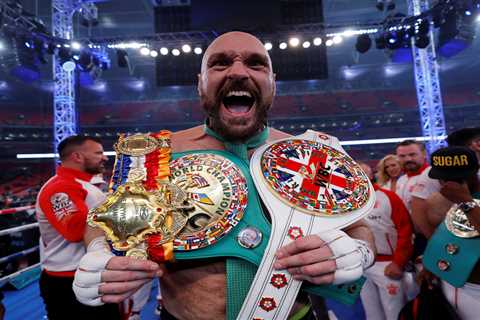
left=237, top=130, right=375, bottom=320
left=424, top=197, right=480, bottom=287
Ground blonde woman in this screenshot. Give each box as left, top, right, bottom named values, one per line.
left=377, top=154, right=402, bottom=192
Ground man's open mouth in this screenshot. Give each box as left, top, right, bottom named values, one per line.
left=222, top=90, right=255, bottom=114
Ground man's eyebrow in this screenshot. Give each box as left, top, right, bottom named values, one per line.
left=207, top=52, right=231, bottom=64
left=245, top=52, right=269, bottom=63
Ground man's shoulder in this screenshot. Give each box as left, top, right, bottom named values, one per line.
left=172, top=125, right=204, bottom=140
left=267, top=128, right=291, bottom=142
left=38, top=175, right=83, bottom=201
left=171, top=125, right=224, bottom=152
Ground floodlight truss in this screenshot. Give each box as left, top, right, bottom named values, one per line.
left=51, top=0, right=103, bottom=159
left=408, top=0, right=447, bottom=155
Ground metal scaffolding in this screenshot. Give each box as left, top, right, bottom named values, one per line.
left=408, top=0, right=447, bottom=154
left=52, top=0, right=77, bottom=158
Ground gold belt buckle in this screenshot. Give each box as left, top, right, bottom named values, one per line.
left=445, top=200, right=480, bottom=238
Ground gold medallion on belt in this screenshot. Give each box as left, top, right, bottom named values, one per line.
left=445, top=199, right=480, bottom=238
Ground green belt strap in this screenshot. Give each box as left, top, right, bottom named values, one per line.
left=226, top=258, right=257, bottom=320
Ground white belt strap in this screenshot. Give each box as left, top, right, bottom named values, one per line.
left=237, top=130, right=375, bottom=320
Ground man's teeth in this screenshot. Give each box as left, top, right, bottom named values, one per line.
left=226, top=91, right=252, bottom=98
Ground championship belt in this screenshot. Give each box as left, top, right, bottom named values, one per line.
left=87, top=131, right=187, bottom=261
left=237, top=130, right=375, bottom=320
left=424, top=199, right=480, bottom=287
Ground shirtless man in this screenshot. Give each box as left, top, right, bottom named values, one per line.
left=423, top=147, right=480, bottom=320
left=72, top=31, right=376, bottom=320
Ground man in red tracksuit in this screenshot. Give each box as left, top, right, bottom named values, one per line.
left=359, top=162, right=414, bottom=320
left=36, top=135, right=120, bottom=320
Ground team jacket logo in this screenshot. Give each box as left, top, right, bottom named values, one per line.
left=50, top=193, right=77, bottom=220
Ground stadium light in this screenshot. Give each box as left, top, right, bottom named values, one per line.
left=289, top=37, right=300, bottom=47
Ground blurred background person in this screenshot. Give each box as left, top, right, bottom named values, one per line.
left=359, top=162, right=414, bottom=320
left=377, top=154, right=403, bottom=192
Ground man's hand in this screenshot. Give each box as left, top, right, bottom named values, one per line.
left=273, top=229, right=374, bottom=285
left=98, top=256, right=163, bottom=304
left=273, top=234, right=336, bottom=285
left=73, top=237, right=162, bottom=306
left=416, top=268, right=439, bottom=290
left=384, top=262, right=403, bottom=280
left=440, top=181, right=473, bottom=204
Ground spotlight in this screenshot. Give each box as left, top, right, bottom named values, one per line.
left=313, top=37, right=322, bottom=46
left=333, top=36, right=343, bottom=44
left=264, top=42, right=273, bottom=51
left=77, top=52, right=93, bottom=71
left=33, top=38, right=48, bottom=64
left=150, top=50, right=158, bottom=57
left=0, top=41, right=4, bottom=51
left=62, top=61, right=76, bottom=72
left=172, top=49, right=180, bottom=56
left=415, top=19, right=430, bottom=35
left=415, top=35, right=430, bottom=48
left=302, top=41, right=311, bottom=48
left=71, top=41, right=82, bottom=50
left=438, top=8, right=475, bottom=58
left=385, top=31, right=403, bottom=49
left=325, top=39, right=333, bottom=46
left=289, top=37, right=300, bottom=47
left=194, top=47, right=202, bottom=55
left=160, top=47, right=169, bottom=55
left=58, top=46, right=71, bottom=60
left=140, top=47, right=150, bottom=56
left=182, top=44, right=191, bottom=53
left=116, top=49, right=129, bottom=68
left=355, top=34, right=372, bottom=53
left=375, top=34, right=386, bottom=49
left=279, top=42, right=287, bottom=50
left=376, top=0, right=384, bottom=11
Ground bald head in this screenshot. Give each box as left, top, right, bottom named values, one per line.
left=201, top=31, right=273, bottom=75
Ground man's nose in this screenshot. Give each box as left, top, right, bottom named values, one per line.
left=227, top=61, right=249, bottom=80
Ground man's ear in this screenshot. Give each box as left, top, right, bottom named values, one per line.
left=197, top=73, right=203, bottom=97
left=71, top=151, right=83, bottom=163
left=272, top=73, right=276, bottom=97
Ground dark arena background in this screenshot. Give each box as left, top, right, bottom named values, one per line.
left=0, top=0, right=479, bottom=319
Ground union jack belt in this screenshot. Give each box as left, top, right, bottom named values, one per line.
left=237, top=130, right=375, bottom=320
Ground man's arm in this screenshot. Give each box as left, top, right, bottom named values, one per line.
left=411, top=196, right=433, bottom=237
left=425, top=192, right=452, bottom=236
left=73, top=226, right=162, bottom=306
left=343, top=219, right=376, bottom=254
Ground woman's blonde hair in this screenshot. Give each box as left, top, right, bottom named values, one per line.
left=376, top=154, right=400, bottom=186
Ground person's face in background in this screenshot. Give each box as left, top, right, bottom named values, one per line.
left=384, top=158, right=402, bottom=179
left=77, top=140, right=108, bottom=175
left=396, top=144, right=426, bottom=173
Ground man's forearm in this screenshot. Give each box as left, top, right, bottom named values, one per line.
left=83, top=225, right=105, bottom=247
left=343, top=219, right=377, bottom=256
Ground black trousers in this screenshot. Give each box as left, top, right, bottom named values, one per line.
left=39, top=270, right=121, bottom=320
